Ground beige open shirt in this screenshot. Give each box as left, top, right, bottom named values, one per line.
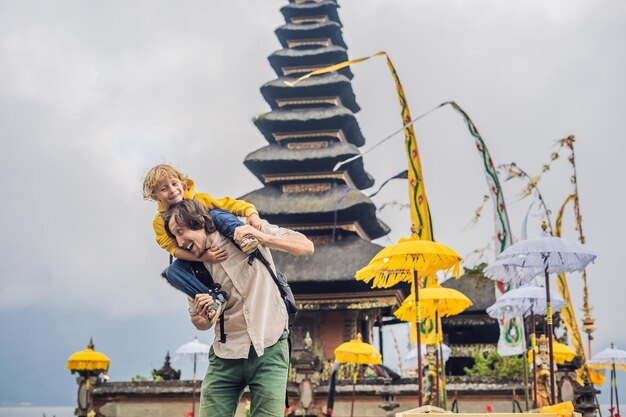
left=188, top=221, right=292, bottom=359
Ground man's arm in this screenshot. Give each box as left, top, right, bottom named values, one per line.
left=233, top=224, right=314, bottom=256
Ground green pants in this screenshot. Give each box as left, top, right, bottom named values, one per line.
left=199, top=339, right=288, bottom=417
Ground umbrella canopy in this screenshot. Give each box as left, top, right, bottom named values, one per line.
left=528, top=341, right=576, bottom=365
left=403, top=344, right=452, bottom=370
left=355, top=237, right=462, bottom=288
left=334, top=339, right=382, bottom=365
left=173, top=336, right=211, bottom=363
left=485, top=299, right=524, bottom=320
left=589, top=344, right=626, bottom=372
left=494, top=233, right=596, bottom=275
left=484, top=258, right=542, bottom=284
left=487, top=286, right=566, bottom=318
left=66, top=339, right=110, bottom=372
left=394, top=286, right=473, bottom=321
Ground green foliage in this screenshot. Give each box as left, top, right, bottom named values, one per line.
left=130, top=372, right=164, bottom=382
left=463, top=351, right=528, bottom=378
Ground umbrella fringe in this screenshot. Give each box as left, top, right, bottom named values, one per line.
left=356, top=259, right=461, bottom=288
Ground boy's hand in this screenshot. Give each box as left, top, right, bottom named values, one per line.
left=199, top=247, right=228, bottom=263
left=248, top=213, right=262, bottom=230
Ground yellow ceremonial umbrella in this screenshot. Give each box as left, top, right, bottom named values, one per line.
left=66, top=339, right=110, bottom=416
left=66, top=339, right=110, bottom=373
left=528, top=340, right=576, bottom=365
left=394, top=286, right=472, bottom=407
left=355, top=236, right=462, bottom=407
left=355, top=237, right=461, bottom=289
left=334, top=337, right=382, bottom=417
left=395, top=286, right=473, bottom=322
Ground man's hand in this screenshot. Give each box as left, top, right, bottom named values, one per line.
left=248, top=213, right=262, bottom=230
left=199, top=246, right=228, bottom=263
left=194, top=294, right=217, bottom=321
left=234, top=224, right=265, bottom=245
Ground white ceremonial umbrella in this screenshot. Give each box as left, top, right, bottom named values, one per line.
left=589, top=343, right=626, bottom=417
left=488, top=229, right=596, bottom=405
left=174, top=336, right=211, bottom=417
left=590, top=344, right=626, bottom=368
left=488, top=286, right=566, bottom=317
left=487, top=286, right=566, bottom=409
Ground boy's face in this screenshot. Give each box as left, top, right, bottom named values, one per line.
left=152, top=176, right=184, bottom=207
left=168, top=217, right=209, bottom=258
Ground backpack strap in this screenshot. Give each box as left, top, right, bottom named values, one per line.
left=250, top=250, right=292, bottom=409
left=252, top=251, right=287, bottom=299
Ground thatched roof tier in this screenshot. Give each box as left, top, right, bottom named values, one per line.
left=260, top=73, right=359, bottom=112
left=274, top=235, right=382, bottom=283
left=243, top=143, right=373, bottom=189
left=240, top=186, right=390, bottom=239
left=254, top=106, right=364, bottom=146
left=275, top=22, right=347, bottom=49
left=268, top=46, right=353, bottom=79
left=442, top=268, right=496, bottom=312
left=280, top=1, right=341, bottom=26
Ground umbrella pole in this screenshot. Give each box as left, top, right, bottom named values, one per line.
left=435, top=310, right=441, bottom=408
left=351, top=369, right=357, bottom=417
left=613, top=363, right=620, bottom=416
left=609, top=365, right=614, bottom=416
left=531, top=309, right=538, bottom=409
left=523, top=349, right=530, bottom=411
left=414, top=270, right=423, bottom=407
left=543, top=264, right=557, bottom=405
left=379, top=316, right=384, bottom=362
left=192, top=354, right=197, bottom=417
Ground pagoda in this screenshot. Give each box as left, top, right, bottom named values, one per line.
left=240, top=0, right=407, bottom=412
left=242, top=0, right=403, bottom=354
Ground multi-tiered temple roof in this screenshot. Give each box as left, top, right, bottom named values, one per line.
left=241, top=1, right=404, bottom=361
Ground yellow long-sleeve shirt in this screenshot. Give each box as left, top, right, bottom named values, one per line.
left=152, top=178, right=257, bottom=255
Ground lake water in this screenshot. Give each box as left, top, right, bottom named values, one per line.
left=0, top=407, right=74, bottom=417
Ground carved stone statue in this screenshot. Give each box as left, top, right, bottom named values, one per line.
left=534, top=335, right=552, bottom=408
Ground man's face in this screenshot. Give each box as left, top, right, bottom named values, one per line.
left=152, top=176, right=184, bottom=207
left=168, top=217, right=209, bottom=257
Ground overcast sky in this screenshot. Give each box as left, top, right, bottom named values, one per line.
left=0, top=0, right=624, bottom=407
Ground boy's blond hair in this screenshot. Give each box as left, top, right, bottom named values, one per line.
left=142, top=164, right=189, bottom=200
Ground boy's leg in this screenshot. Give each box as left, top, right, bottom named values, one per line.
left=162, top=259, right=209, bottom=298
left=246, top=339, right=289, bottom=417
left=199, top=347, right=245, bottom=417
left=210, top=209, right=258, bottom=254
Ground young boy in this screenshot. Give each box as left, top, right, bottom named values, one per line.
left=143, top=163, right=262, bottom=298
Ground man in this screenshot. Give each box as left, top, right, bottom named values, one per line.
left=163, top=199, right=314, bottom=417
